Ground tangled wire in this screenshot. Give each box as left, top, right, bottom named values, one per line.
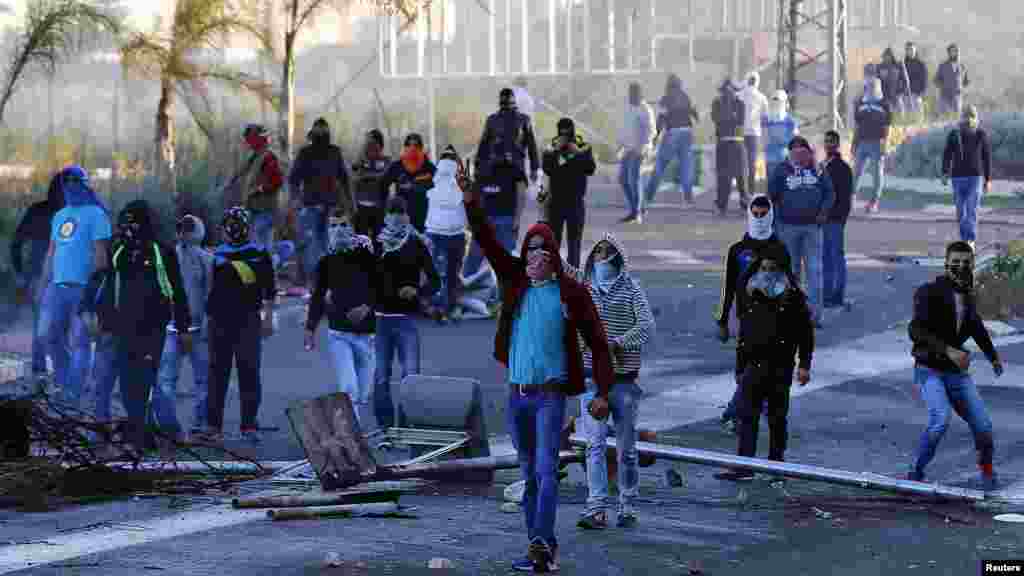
left=0, top=382, right=271, bottom=510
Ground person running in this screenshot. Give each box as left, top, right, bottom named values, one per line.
left=204, top=207, right=276, bottom=443
left=907, top=241, right=1002, bottom=491
left=941, top=105, right=991, bottom=252
left=560, top=233, right=655, bottom=530
left=643, top=73, right=699, bottom=214
left=853, top=78, right=892, bottom=214
left=380, top=133, right=436, bottom=234
left=305, top=209, right=377, bottom=428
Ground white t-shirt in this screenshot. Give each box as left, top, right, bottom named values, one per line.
left=512, top=86, right=535, bottom=119
left=741, top=87, right=770, bottom=136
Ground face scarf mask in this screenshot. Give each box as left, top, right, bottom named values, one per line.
left=327, top=219, right=357, bottom=254
left=400, top=146, right=426, bottom=173
left=768, top=99, right=786, bottom=121
left=526, top=243, right=553, bottom=282
left=118, top=213, right=143, bottom=254
left=946, top=261, right=974, bottom=293
left=592, top=255, right=619, bottom=292
left=747, top=205, right=773, bottom=241
left=747, top=269, right=790, bottom=299
left=378, top=212, right=412, bottom=254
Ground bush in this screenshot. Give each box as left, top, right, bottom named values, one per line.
left=975, top=240, right=1024, bottom=320
left=887, top=112, right=1024, bottom=179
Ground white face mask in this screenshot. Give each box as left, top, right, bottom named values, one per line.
left=593, top=256, right=618, bottom=284
left=768, top=100, right=786, bottom=119
left=747, top=207, right=773, bottom=240
left=747, top=269, right=789, bottom=299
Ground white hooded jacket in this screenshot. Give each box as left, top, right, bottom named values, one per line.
left=741, top=72, right=769, bottom=137
left=425, top=158, right=468, bottom=236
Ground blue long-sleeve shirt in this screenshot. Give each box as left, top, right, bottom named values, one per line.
left=768, top=163, right=835, bottom=226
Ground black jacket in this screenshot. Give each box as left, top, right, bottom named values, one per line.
left=541, top=135, right=597, bottom=206
left=823, top=155, right=854, bottom=222
left=306, top=237, right=377, bottom=334
left=909, top=275, right=999, bottom=374
left=904, top=57, right=928, bottom=95
left=854, top=100, right=892, bottom=142
left=352, top=155, right=392, bottom=209
left=716, top=235, right=792, bottom=325
left=207, top=244, right=276, bottom=320
left=288, top=141, right=352, bottom=213
left=657, top=89, right=698, bottom=132
left=380, top=159, right=436, bottom=233
left=711, top=90, right=745, bottom=139
left=374, top=234, right=439, bottom=315
left=475, top=109, right=540, bottom=181
left=11, top=201, right=57, bottom=280
left=735, top=260, right=814, bottom=372
left=942, top=127, right=991, bottom=181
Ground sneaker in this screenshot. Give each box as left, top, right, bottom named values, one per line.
left=715, top=469, right=755, bottom=482
left=511, top=557, right=535, bottom=572
left=527, top=538, right=557, bottom=573
left=577, top=511, right=608, bottom=530
left=618, top=213, right=638, bottom=223
left=865, top=200, right=880, bottom=214
left=616, top=512, right=638, bottom=528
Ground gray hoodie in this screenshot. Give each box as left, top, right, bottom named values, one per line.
left=169, top=215, right=213, bottom=333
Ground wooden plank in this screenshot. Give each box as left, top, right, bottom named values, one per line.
left=285, top=393, right=376, bottom=491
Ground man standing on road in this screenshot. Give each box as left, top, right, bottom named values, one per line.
left=288, top=117, right=352, bottom=300
left=425, top=145, right=470, bottom=323
left=821, top=130, right=854, bottom=310
left=740, top=71, right=770, bottom=196
left=768, top=136, right=834, bottom=328
left=560, top=233, right=654, bottom=530
left=643, top=73, right=699, bottom=215
left=903, top=41, right=929, bottom=120
left=853, top=78, right=892, bottom=215
left=761, top=90, right=798, bottom=185
left=877, top=47, right=909, bottom=114
left=715, top=195, right=792, bottom=432
left=711, top=78, right=748, bottom=216
left=372, top=196, right=439, bottom=430
left=941, top=105, right=991, bottom=252
left=351, top=129, right=392, bottom=238
left=460, top=168, right=614, bottom=573
left=380, top=133, right=436, bottom=234
left=934, top=43, right=969, bottom=118
left=716, top=255, right=814, bottom=481
left=907, top=241, right=1002, bottom=491
left=617, top=82, right=655, bottom=223
left=542, top=117, right=597, bottom=269
left=239, top=124, right=285, bottom=269
left=11, top=173, right=63, bottom=378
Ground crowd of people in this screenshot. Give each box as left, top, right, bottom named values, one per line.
left=6, top=48, right=1004, bottom=571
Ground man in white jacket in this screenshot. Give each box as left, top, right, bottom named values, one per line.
left=426, top=145, right=469, bottom=323
left=741, top=71, right=770, bottom=195
left=617, top=83, right=655, bottom=223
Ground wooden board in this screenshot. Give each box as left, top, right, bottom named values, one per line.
left=285, top=393, right=377, bottom=490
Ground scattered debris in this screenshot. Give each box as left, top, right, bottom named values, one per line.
left=500, top=502, right=520, bottom=513
left=324, top=552, right=343, bottom=567
left=812, top=507, right=833, bottom=519
left=736, top=489, right=748, bottom=505
left=266, top=501, right=412, bottom=521
left=428, top=557, right=454, bottom=569
left=232, top=484, right=412, bottom=509
left=504, top=480, right=525, bottom=503
left=666, top=469, right=684, bottom=488
left=994, top=513, right=1024, bottom=523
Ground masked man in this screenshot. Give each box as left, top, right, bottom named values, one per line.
left=460, top=166, right=614, bottom=573
left=643, top=74, right=699, bottom=213
left=560, top=234, right=655, bottom=530
left=352, top=129, right=393, bottom=238
left=941, top=105, right=991, bottom=251
left=542, top=118, right=597, bottom=269
left=305, top=210, right=377, bottom=428
left=711, top=78, right=749, bottom=215
left=907, top=241, right=1002, bottom=491
left=715, top=195, right=792, bottom=431
left=204, top=207, right=276, bottom=443
left=238, top=124, right=285, bottom=268
left=380, top=133, right=436, bottom=234
left=740, top=72, right=769, bottom=196
left=761, top=90, right=799, bottom=184
left=716, top=255, right=813, bottom=481
left=82, top=200, right=192, bottom=456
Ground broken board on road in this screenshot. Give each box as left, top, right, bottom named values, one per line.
left=285, top=393, right=376, bottom=490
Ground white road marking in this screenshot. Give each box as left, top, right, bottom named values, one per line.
left=921, top=204, right=994, bottom=216
left=646, top=250, right=705, bottom=265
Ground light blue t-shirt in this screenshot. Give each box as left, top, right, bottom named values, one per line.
left=50, top=205, right=112, bottom=285
left=509, top=280, right=568, bottom=385
left=762, top=116, right=799, bottom=164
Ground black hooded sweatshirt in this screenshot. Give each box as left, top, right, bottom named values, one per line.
left=735, top=258, right=814, bottom=372
left=541, top=119, right=597, bottom=206
left=85, top=200, right=190, bottom=340
left=11, top=175, right=63, bottom=280
left=289, top=132, right=352, bottom=213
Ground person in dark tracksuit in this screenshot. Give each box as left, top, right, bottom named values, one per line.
left=380, top=133, right=436, bottom=234
left=352, top=129, right=392, bottom=238
left=82, top=200, right=192, bottom=457
left=821, top=130, right=854, bottom=309
left=711, top=78, right=748, bottom=216
left=716, top=255, right=814, bottom=481
left=541, top=118, right=596, bottom=269
left=204, top=207, right=276, bottom=443
left=715, top=195, right=792, bottom=432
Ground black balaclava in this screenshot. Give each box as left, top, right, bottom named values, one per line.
left=948, top=43, right=959, bottom=62
left=628, top=83, right=642, bottom=107
left=45, top=172, right=64, bottom=214
left=499, top=88, right=516, bottom=111
left=945, top=244, right=974, bottom=293
left=309, top=117, right=330, bottom=147
left=117, top=200, right=155, bottom=257
left=557, top=118, right=575, bottom=146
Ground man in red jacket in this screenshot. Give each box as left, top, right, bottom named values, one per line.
left=460, top=166, right=614, bottom=573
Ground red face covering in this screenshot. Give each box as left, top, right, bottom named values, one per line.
left=400, top=146, right=426, bottom=173
left=790, top=147, right=814, bottom=168
left=245, top=134, right=267, bottom=151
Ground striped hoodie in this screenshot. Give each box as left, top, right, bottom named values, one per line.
left=563, top=232, right=655, bottom=376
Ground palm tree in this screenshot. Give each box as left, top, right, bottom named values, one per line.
left=120, top=0, right=274, bottom=215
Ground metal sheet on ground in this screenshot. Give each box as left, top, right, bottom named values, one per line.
left=284, top=393, right=376, bottom=490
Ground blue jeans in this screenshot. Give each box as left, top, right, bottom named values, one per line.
left=952, top=176, right=982, bottom=242
left=643, top=127, right=693, bottom=207
left=580, top=378, right=640, bottom=515
left=39, top=283, right=91, bottom=408
left=508, top=387, right=566, bottom=547
left=619, top=151, right=642, bottom=216
left=299, top=206, right=328, bottom=287
left=373, top=316, right=420, bottom=429
left=854, top=140, right=886, bottom=202
left=777, top=223, right=823, bottom=323
left=427, top=232, right=467, bottom=314
left=911, top=365, right=994, bottom=474
left=723, top=371, right=768, bottom=421
left=822, top=221, right=848, bottom=307
left=29, top=278, right=47, bottom=374
left=153, top=328, right=210, bottom=436
left=328, top=330, right=375, bottom=428
left=250, top=211, right=295, bottom=271
left=93, top=332, right=118, bottom=423
left=463, top=214, right=516, bottom=301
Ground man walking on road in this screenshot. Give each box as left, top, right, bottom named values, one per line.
left=903, top=41, right=929, bottom=119
left=542, top=117, right=597, bottom=269
left=907, top=241, right=1002, bottom=491
left=617, top=83, right=654, bottom=223
left=768, top=136, right=834, bottom=328
left=821, top=130, right=854, bottom=310
left=716, top=254, right=814, bottom=481
left=715, top=195, right=792, bottom=432
left=942, top=105, right=991, bottom=252
left=711, top=78, right=748, bottom=216
left=853, top=78, right=892, bottom=214
left=740, top=71, right=769, bottom=196
left=559, top=233, right=655, bottom=530
left=643, top=74, right=699, bottom=214
left=934, top=43, right=969, bottom=118
left=460, top=168, right=614, bottom=572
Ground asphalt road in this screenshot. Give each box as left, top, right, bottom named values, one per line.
left=3, top=194, right=1024, bottom=575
